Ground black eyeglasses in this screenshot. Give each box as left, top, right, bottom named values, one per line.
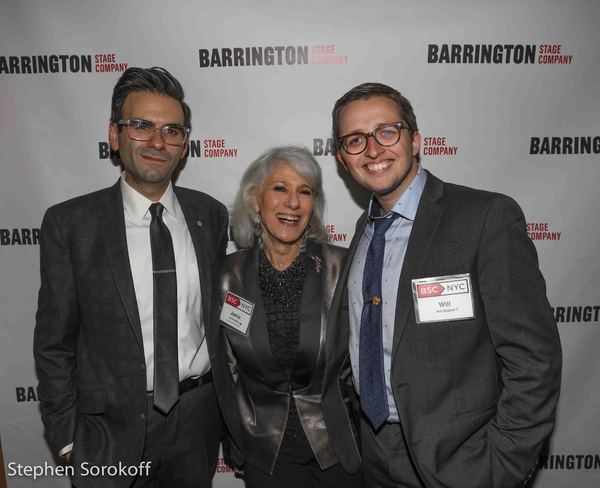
left=338, top=121, right=411, bottom=155
left=117, top=119, right=190, bottom=146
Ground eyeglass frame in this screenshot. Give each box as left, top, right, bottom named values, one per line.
left=116, top=118, right=190, bottom=146
left=338, top=121, right=412, bottom=155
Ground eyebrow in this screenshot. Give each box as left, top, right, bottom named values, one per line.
left=340, top=121, right=401, bottom=136
left=127, top=117, right=185, bottom=126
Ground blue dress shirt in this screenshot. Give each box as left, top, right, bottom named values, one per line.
left=348, top=168, right=427, bottom=422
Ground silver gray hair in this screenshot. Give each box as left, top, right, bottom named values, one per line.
left=231, top=146, right=328, bottom=249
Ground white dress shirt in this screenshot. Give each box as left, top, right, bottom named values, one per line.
left=121, top=176, right=210, bottom=390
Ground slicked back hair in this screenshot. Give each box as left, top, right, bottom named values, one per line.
left=110, top=66, right=191, bottom=129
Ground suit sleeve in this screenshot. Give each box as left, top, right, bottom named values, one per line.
left=477, top=195, right=562, bottom=487
left=33, top=207, right=79, bottom=454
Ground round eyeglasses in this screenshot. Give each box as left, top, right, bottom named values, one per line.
left=338, top=121, right=411, bottom=155
left=117, top=119, right=190, bottom=146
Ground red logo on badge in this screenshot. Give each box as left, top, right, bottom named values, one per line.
left=226, top=293, right=240, bottom=307
left=417, top=283, right=445, bottom=298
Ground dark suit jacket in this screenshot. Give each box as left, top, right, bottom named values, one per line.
left=344, top=170, right=561, bottom=488
left=208, top=240, right=361, bottom=475
left=33, top=180, right=228, bottom=488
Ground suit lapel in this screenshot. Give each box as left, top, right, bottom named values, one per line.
left=174, top=187, right=212, bottom=330
left=99, top=182, right=144, bottom=351
left=391, top=171, right=445, bottom=358
left=295, top=241, right=323, bottom=383
left=326, top=212, right=367, bottom=362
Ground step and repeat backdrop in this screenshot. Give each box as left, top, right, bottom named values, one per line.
left=1, top=0, right=599, bottom=486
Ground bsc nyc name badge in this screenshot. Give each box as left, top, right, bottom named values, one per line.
left=220, top=291, right=254, bottom=335
left=411, top=273, right=475, bottom=324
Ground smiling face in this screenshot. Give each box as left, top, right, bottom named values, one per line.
left=336, top=96, right=421, bottom=212
left=253, top=162, right=316, bottom=253
left=108, top=91, right=188, bottom=201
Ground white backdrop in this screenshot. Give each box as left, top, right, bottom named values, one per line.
left=1, top=0, right=599, bottom=486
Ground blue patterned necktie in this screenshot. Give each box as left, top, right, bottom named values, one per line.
left=359, top=212, right=400, bottom=430
left=149, top=202, right=179, bottom=414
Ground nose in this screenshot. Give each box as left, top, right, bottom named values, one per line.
left=147, top=128, right=166, bottom=149
left=364, top=134, right=384, bottom=158
left=286, top=192, right=300, bottom=209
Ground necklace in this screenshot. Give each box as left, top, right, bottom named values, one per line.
left=258, top=248, right=306, bottom=306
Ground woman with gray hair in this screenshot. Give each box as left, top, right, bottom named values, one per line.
left=210, top=146, right=362, bottom=487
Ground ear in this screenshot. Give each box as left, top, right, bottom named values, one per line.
left=251, top=191, right=260, bottom=215
left=411, top=131, right=421, bottom=157
left=336, top=150, right=349, bottom=172
left=108, top=122, right=119, bottom=151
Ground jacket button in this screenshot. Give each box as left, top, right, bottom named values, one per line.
left=140, top=363, right=146, bottom=371
left=140, top=413, right=145, bottom=420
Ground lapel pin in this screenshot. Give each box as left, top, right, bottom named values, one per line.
left=196, top=220, right=203, bottom=227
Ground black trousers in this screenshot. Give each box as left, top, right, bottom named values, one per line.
left=130, top=382, right=222, bottom=488
left=243, top=456, right=363, bottom=488
left=361, top=418, right=425, bottom=488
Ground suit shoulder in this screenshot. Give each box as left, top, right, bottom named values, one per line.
left=175, top=186, right=227, bottom=214
left=434, top=180, right=527, bottom=235
left=224, top=248, right=250, bottom=266
left=442, top=181, right=520, bottom=211
left=320, top=241, right=348, bottom=259
left=43, top=186, right=116, bottom=224
left=47, top=187, right=113, bottom=212
left=219, top=249, right=250, bottom=290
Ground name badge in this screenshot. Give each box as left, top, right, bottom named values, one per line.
left=220, top=291, right=254, bottom=335
left=411, top=273, right=475, bottom=324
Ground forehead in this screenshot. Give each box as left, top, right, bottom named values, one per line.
left=121, top=91, right=184, bottom=123
left=263, top=162, right=311, bottom=186
left=339, top=96, right=402, bottom=132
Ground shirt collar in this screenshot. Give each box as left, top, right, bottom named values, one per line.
left=367, top=165, right=427, bottom=223
left=120, top=172, right=178, bottom=222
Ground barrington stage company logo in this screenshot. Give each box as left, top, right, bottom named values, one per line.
left=527, top=222, right=561, bottom=241
left=1, top=227, right=39, bottom=246
left=552, top=305, right=600, bottom=324
left=199, top=43, right=349, bottom=67
left=99, top=138, right=239, bottom=160
left=423, top=136, right=458, bottom=156
left=530, top=136, right=600, bottom=155
left=0, top=52, right=128, bottom=74
left=427, top=43, right=573, bottom=65
left=326, top=224, right=347, bottom=243
left=540, top=454, right=600, bottom=470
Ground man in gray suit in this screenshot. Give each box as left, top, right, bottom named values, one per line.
left=331, top=82, right=562, bottom=488
left=34, top=67, right=228, bottom=487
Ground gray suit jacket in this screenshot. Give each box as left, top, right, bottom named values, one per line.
left=343, top=170, right=561, bottom=488
left=209, top=240, right=361, bottom=475
left=33, top=180, right=228, bottom=488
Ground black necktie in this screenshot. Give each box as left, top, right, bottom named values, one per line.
left=359, top=212, right=400, bottom=430
left=149, top=202, right=179, bottom=414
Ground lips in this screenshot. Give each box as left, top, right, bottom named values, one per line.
left=276, top=213, right=301, bottom=223
left=364, top=159, right=393, bottom=173
left=141, top=155, right=166, bottom=162
left=140, top=151, right=167, bottom=163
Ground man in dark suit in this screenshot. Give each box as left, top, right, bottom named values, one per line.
left=331, top=82, right=562, bottom=488
left=33, top=67, right=228, bottom=488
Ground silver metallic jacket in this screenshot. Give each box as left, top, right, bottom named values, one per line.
left=209, top=240, right=361, bottom=475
